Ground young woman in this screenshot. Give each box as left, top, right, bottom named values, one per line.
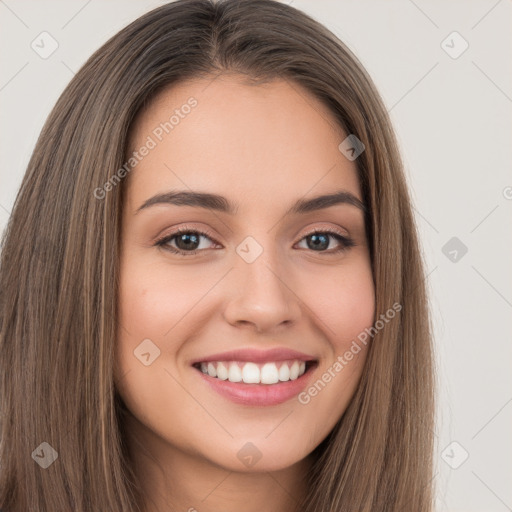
left=0, top=0, right=436, bottom=510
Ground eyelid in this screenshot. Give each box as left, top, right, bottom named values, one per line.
left=298, top=223, right=350, bottom=240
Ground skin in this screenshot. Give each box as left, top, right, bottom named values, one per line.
left=114, top=74, right=375, bottom=512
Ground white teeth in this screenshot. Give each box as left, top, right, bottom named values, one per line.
left=216, top=362, right=229, bottom=380
left=289, top=361, right=300, bottom=380
left=278, top=363, right=290, bottom=381
left=228, top=362, right=242, bottom=382
left=260, top=363, right=279, bottom=384
left=207, top=362, right=217, bottom=378
left=242, top=362, right=260, bottom=383
left=197, top=359, right=310, bottom=384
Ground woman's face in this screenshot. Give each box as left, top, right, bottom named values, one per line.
left=115, top=75, right=375, bottom=473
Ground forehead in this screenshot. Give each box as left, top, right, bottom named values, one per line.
left=124, top=75, right=362, bottom=211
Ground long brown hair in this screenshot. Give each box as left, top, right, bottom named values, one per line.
left=0, top=0, right=436, bottom=510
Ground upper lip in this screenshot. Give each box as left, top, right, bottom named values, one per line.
left=191, top=347, right=318, bottom=365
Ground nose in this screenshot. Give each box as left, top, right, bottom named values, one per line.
left=223, top=246, right=302, bottom=333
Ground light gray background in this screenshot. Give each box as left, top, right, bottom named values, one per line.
left=1, top=1, right=511, bottom=510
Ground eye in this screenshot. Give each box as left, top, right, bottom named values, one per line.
left=154, top=226, right=355, bottom=257
left=295, top=228, right=355, bottom=254
left=154, top=227, right=219, bottom=256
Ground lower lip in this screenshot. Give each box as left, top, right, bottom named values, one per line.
left=194, top=364, right=317, bottom=406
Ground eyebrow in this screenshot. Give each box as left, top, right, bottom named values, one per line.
left=135, top=189, right=367, bottom=216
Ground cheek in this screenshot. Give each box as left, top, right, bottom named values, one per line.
left=294, top=260, right=375, bottom=434
left=114, top=261, right=210, bottom=434
left=310, top=259, right=376, bottom=348
left=115, top=258, right=225, bottom=397
left=115, top=259, right=185, bottom=391
left=117, top=260, right=215, bottom=340
left=296, top=258, right=374, bottom=399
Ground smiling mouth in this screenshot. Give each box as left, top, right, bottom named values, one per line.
left=192, top=359, right=318, bottom=385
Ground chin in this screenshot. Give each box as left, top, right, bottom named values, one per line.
left=199, top=437, right=311, bottom=474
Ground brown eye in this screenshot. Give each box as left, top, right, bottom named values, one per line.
left=155, top=228, right=219, bottom=256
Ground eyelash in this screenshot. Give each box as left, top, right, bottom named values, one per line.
left=154, top=226, right=356, bottom=257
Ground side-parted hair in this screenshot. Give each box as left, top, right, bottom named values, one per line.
left=0, top=1, right=436, bottom=510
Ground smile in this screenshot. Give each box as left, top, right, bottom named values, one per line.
left=193, top=359, right=312, bottom=384
left=192, top=352, right=319, bottom=406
